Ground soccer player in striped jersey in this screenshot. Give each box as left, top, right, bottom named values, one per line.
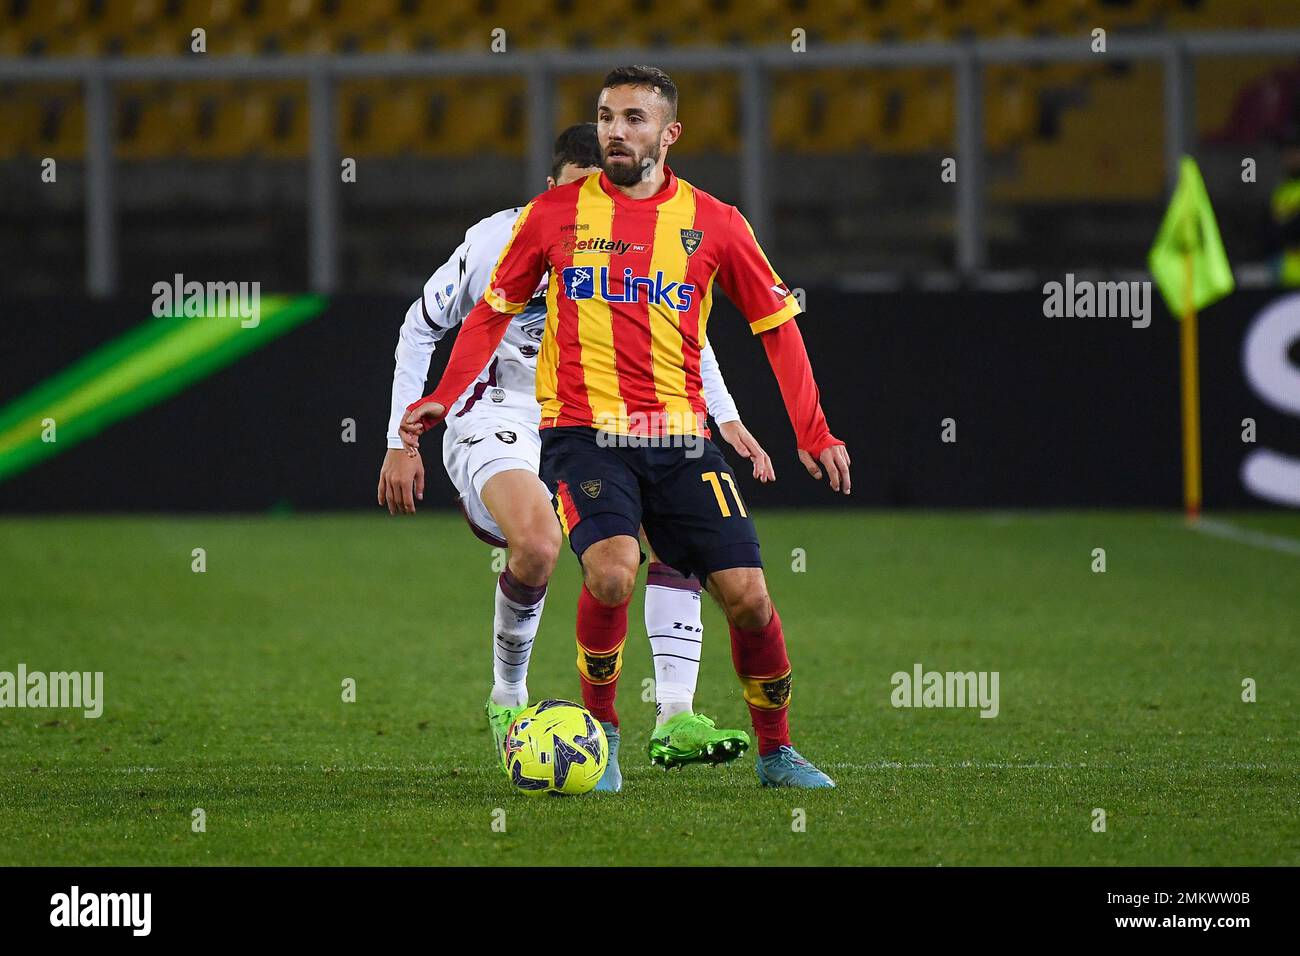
left=403, top=68, right=851, bottom=790
left=379, top=123, right=768, bottom=782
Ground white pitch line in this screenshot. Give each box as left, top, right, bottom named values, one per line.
left=18, top=761, right=1285, bottom=775
left=1191, top=518, right=1300, bottom=557
left=825, top=761, right=1279, bottom=771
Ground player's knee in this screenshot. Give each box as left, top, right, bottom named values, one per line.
left=726, top=583, right=772, bottom=631
left=584, top=562, right=637, bottom=607
left=510, top=524, right=561, bottom=583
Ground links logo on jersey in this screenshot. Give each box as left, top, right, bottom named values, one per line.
left=561, top=267, right=696, bottom=312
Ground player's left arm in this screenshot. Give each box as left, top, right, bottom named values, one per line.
left=716, top=207, right=850, bottom=495
left=699, top=339, right=775, bottom=482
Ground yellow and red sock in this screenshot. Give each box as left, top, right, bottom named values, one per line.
left=575, top=583, right=628, bottom=727
left=730, top=603, right=793, bottom=755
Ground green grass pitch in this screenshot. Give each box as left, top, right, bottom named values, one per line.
left=1, top=511, right=1296, bottom=866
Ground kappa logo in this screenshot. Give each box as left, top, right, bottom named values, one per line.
left=680, top=228, right=704, bottom=256
left=580, top=479, right=601, bottom=498
left=496, top=430, right=517, bottom=444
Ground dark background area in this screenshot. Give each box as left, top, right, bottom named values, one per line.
left=2, top=288, right=1294, bottom=512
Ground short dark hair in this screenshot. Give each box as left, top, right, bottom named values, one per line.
left=601, top=65, right=678, bottom=123
left=551, top=122, right=601, bottom=181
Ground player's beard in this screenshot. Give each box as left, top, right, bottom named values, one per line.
left=602, top=141, right=660, bottom=187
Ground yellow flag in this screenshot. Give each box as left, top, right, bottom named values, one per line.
left=1147, top=156, right=1234, bottom=318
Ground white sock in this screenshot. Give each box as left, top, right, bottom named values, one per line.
left=644, top=564, right=703, bottom=726
left=491, top=569, right=546, bottom=708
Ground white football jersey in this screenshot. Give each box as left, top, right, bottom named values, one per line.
left=387, top=206, right=740, bottom=448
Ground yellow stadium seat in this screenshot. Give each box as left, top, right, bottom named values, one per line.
left=769, top=71, right=816, bottom=151
left=338, top=78, right=420, bottom=158
left=556, top=73, right=605, bottom=128
left=0, top=84, right=41, bottom=160
left=0, top=25, right=27, bottom=57
left=183, top=82, right=261, bottom=159
left=672, top=73, right=738, bottom=154
left=11, top=0, right=82, bottom=36
left=114, top=82, right=194, bottom=160
left=390, top=0, right=467, bottom=35
left=27, top=85, right=85, bottom=160
left=117, top=22, right=190, bottom=56
left=39, top=25, right=105, bottom=57
left=992, top=59, right=1164, bottom=202
left=258, top=80, right=308, bottom=159
left=817, top=71, right=887, bottom=152
left=1170, top=0, right=1300, bottom=28
left=983, top=65, right=1035, bottom=151
left=236, top=0, right=319, bottom=35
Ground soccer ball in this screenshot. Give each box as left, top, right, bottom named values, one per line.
left=504, top=699, right=608, bottom=796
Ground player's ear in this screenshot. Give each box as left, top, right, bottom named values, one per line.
left=546, top=176, right=557, bottom=190
left=662, top=120, right=682, bottom=148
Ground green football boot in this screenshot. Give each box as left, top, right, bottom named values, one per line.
left=485, top=695, right=526, bottom=776
left=647, top=712, right=750, bottom=769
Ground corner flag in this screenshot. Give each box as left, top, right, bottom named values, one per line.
left=1147, top=156, right=1234, bottom=520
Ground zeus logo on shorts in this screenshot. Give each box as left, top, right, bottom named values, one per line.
left=562, top=267, right=695, bottom=312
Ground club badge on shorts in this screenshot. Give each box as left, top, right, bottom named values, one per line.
left=496, top=431, right=517, bottom=444
left=581, top=479, right=601, bottom=498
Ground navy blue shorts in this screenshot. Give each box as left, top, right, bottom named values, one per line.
left=541, top=426, right=763, bottom=584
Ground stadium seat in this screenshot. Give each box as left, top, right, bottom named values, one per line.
left=338, top=78, right=423, bottom=158
left=0, top=83, right=40, bottom=160
left=672, top=73, right=739, bottom=154
left=26, top=84, right=86, bottom=160
left=983, top=65, right=1035, bottom=151
left=556, top=73, right=605, bottom=128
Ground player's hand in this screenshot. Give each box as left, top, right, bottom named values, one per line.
left=798, top=443, right=851, bottom=495
left=717, top=419, right=775, bottom=483
left=400, top=400, right=446, bottom=456
left=378, top=448, right=425, bottom=515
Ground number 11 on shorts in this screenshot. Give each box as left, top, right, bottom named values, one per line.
left=702, top=471, right=748, bottom=517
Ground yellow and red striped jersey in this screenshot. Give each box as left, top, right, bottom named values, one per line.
left=476, top=166, right=801, bottom=437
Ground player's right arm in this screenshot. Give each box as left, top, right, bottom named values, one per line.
left=401, top=199, right=551, bottom=452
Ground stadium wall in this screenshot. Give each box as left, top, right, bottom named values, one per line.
left=2, top=289, right=1297, bottom=512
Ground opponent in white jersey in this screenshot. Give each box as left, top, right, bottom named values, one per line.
left=378, top=125, right=774, bottom=785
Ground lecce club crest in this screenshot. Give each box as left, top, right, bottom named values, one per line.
left=680, top=228, right=703, bottom=256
